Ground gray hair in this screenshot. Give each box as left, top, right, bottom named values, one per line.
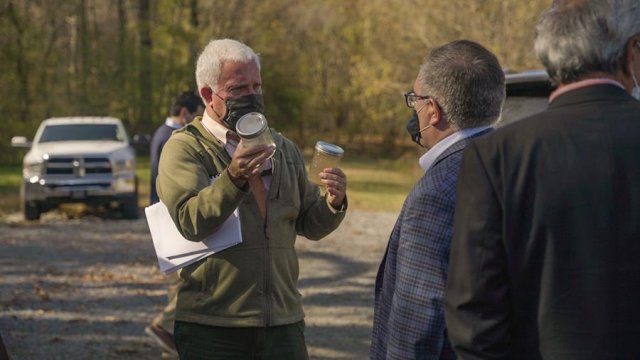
left=535, top=0, right=640, bottom=85
left=417, top=40, right=505, bottom=129
left=195, top=39, right=261, bottom=94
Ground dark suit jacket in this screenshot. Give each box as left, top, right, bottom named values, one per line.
left=445, top=84, right=640, bottom=360
left=150, top=123, right=176, bottom=204
left=371, top=130, right=489, bottom=360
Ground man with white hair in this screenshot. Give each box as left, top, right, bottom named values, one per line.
left=445, top=0, right=640, bottom=359
left=156, top=39, right=347, bottom=359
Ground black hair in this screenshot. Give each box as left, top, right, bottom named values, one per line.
left=170, top=90, right=203, bottom=116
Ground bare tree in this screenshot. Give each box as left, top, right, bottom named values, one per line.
left=138, top=0, right=152, bottom=126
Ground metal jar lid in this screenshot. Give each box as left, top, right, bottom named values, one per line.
left=236, top=112, right=268, bottom=139
left=315, top=141, right=344, bottom=157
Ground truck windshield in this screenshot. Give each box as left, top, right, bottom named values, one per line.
left=39, top=124, right=123, bottom=143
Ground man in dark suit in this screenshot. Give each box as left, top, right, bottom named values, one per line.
left=370, top=40, right=505, bottom=359
left=445, top=1, right=640, bottom=359
left=149, top=90, right=204, bottom=204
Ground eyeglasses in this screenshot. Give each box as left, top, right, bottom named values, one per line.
left=404, top=91, right=430, bottom=108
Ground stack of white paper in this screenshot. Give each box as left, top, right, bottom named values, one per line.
left=145, top=201, right=242, bottom=274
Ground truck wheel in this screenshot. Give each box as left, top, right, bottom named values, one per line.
left=121, top=195, right=139, bottom=219
left=21, top=182, right=41, bottom=221
left=122, top=176, right=139, bottom=219
left=23, top=201, right=41, bottom=221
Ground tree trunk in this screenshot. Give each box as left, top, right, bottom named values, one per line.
left=188, top=0, right=198, bottom=90
left=7, top=0, right=30, bottom=122
left=117, top=0, right=127, bottom=95
left=138, top=0, right=152, bottom=126
left=77, top=0, right=89, bottom=112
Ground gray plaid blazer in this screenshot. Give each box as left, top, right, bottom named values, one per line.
left=371, top=130, right=489, bottom=360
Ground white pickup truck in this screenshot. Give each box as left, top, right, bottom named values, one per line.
left=11, top=117, right=139, bottom=220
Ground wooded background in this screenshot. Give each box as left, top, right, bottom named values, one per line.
left=1, top=0, right=551, bottom=164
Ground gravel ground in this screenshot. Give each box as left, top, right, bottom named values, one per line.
left=0, top=209, right=396, bottom=359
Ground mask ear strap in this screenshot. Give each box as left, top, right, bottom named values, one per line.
left=418, top=124, right=431, bottom=133
left=211, top=92, right=228, bottom=124
left=214, top=92, right=225, bottom=101
left=631, top=73, right=640, bottom=100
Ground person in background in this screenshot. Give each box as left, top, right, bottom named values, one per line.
left=370, top=40, right=504, bottom=360
left=157, top=38, right=347, bottom=359
left=445, top=0, right=640, bottom=358
left=145, top=90, right=203, bottom=356
left=149, top=90, right=204, bottom=204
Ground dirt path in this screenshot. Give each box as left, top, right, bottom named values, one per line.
left=0, top=209, right=396, bottom=359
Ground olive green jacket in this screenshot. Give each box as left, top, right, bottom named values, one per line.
left=157, top=118, right=346, bottom=327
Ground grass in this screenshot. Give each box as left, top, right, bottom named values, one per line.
left=0, top=165, right=24, bottom=212
left=339, top=157, right=421, bottom=212
left=0, top=165, right=22, bottom=193
left=0, top=155, right=423, bottom=214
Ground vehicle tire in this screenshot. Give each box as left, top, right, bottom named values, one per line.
left=121, top=177, right=139, bottom=219
left=21, top=182, right=41, bottom=221
left=23, top=201, right=41, bottom=221
left=122, top=195, right=139, bottom=219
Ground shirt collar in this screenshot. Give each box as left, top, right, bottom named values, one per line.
left=419, top=125, right=491, bottom=172
left=549, top=78, right=625, bottom=102
left=201, top=111, right=232, bottom=145
left=199, top=112, right=271, bottom=173
left=164, top=117, right=182, bottom=129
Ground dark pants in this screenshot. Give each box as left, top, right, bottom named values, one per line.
left=174, top=320, right=308, bottom=360
left=0, top=331, right=9, bottom=360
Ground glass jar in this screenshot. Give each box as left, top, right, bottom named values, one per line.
left=235, top=112, right=276, bottom=158
left=308, top=141, right=344, bottom=185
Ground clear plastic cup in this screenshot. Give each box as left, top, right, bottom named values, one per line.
left=308, top=141, right=344, bottom=185
left=235, top=112, right=276, bottom=158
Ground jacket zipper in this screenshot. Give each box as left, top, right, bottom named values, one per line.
left=263, top=154, right=277, bottom=326
left=263, top=221, right=271, bottom=326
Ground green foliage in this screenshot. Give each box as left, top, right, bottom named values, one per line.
left=0, top=0, right=553, bottom=165
left=0, top=165, right=22, bottom=193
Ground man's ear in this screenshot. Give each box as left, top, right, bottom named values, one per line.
left=200, top=87, right=214, bottom=103
left=623, top=37, right=640, bottom=77
left=428, top=98, right=443, bottom=127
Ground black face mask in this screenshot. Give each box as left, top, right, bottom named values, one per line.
left=220, top=94, right=265, bottom=130
left=406, top=110, right=422, bottom=146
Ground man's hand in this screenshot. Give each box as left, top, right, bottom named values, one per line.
left=228, top=143, right=275, bottom=188
left=319, top=167, right=347, bottom=209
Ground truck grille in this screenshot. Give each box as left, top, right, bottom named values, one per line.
left=45, top=157, right=112, bottom=177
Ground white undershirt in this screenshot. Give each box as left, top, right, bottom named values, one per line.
left=419, top=126, right=491, bottom=172
left=164, top=117, right=182, bottom=129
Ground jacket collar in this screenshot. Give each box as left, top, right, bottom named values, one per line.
left=425, top=127, right=492, bottom=172
left=182, top=116, right=224, bottom=147
left=181, top=117, right=285, bottom=158
left=550, top=83, right=633, bottom=109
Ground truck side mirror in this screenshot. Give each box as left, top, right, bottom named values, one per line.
left=11, top=136, right=32, bottom=148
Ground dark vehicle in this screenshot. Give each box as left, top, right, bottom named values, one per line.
left=498, top=70, right=555, bottom=126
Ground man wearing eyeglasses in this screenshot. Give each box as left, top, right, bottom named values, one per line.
left=370, top=40, right=505, bottom=360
